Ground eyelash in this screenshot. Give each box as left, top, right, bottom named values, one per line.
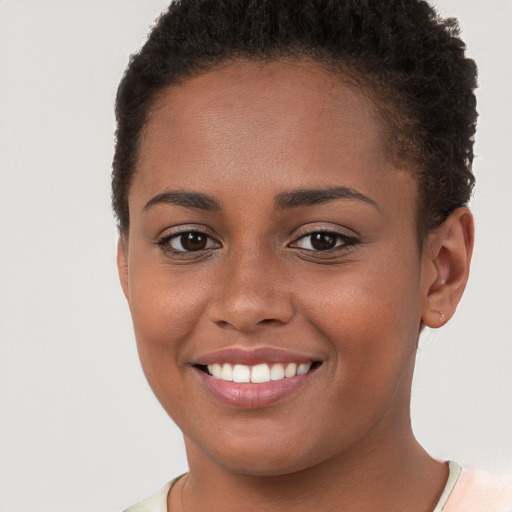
left=155, top=228, right=360, bottom=257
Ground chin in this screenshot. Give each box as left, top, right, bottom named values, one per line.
left=215, top=452, right=314, bottom=478
left=189, top=428, right=329, bottom=478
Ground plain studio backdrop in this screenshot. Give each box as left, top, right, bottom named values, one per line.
left=0, top=1, right=511, bottom=511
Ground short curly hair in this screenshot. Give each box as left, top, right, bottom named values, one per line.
left=112, top=0, right=478, bottom=240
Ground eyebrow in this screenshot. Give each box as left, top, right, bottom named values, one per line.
left=274, top=186, right=379, bottom=210
left=143, top=186, right=378, bottom=213
left=143, top=190, right=222, bottom=212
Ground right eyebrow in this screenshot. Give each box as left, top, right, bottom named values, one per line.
left=274, top=186, right=380, bottom=211
left=143, top=190, right=222, bottom=212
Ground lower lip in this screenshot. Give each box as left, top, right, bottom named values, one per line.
left=195, top=368, right=312, bottom=409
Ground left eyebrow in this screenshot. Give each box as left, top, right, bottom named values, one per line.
left=143, top=190, right=222, bottom=212
left=274, top=186, right=379, bottom=210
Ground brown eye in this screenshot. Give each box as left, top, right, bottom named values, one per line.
left=310, top=233, right=337, bottom=251
left=294, top=232, right=340, bottom=251
left=158, top=230, right=220, bottom=253
left=291, top=230, right=360, bottom=253
left=180, top=232, right=208, bottom=251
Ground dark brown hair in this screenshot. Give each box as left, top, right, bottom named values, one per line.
left=112, top=0, right=478, bottom=239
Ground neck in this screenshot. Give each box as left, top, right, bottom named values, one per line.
left=171, top=424, right=447, bottom=512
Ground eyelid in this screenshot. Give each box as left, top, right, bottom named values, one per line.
left=155, top=224, right=219, bottom=239
left=292, top=220, right=360, bottom=235
left=290, top=223, right=360, bottom=242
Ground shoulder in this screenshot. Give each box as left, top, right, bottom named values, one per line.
left=444, top=468, right=512, bottom=512
left=122, top=476, right=182, bottom=512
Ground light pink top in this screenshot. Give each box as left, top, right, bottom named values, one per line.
left=443, top=468, right=512, bottom=512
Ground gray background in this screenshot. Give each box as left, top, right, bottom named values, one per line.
left=0, top=1, right=511, bottom=511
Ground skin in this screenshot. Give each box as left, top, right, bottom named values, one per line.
left=117, top=61, right=474, bottom=511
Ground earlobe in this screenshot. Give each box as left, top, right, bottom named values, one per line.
left=421, top=207, right=474, bottom=328
left=116, top=236, right=130, bottom=302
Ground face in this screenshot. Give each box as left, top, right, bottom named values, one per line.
left=119, top=61, right=433, bottom=476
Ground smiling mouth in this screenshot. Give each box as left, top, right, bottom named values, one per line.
left=197, top=361, right=322, bottom=383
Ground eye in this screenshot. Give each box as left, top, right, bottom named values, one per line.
left=291, top=231, right=358, bottom=252
left=157, top=230, right=220, bottom=253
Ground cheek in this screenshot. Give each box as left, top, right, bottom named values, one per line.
left=298, top=248, right=422, bottom=332
left=127, top=258, right=213, bottom=388
left=295, top=250, right=422, bottom=388
left=129, top=248, right=208, bottom=327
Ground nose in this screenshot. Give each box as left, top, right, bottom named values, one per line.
left=208, top=250, right=294, bottom=333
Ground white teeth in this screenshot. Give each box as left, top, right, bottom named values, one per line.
left=206, top=361, right=315, bottom=383
left=270, top=363, right=285, bottom=380
left=209, top=363, right=222, bottom=379
left=284, top=363, right=297, bottom=378
left=250, top=363, right=271, bottom=383
left=297, top=363, right=311, bottom=375
left=221, top=363, right=233, bottom=381
left=233, top=364, right=251, bottom=383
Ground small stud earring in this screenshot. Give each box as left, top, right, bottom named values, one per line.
left=433, top=308, right=447, bottom=326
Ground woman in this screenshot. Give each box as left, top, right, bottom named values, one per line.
left=113, top=1, right=511, bottom=510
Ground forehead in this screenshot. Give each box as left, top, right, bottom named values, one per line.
left=148, top=60, right=380, bottom=128
left=140, top=61, right=384, bottom=171
left=133, top=60, right=415, bottom=214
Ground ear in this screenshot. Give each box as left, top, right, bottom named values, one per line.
left=421, top=207, right=474, bottom=328
left=116, top=236, right=130, bottom=303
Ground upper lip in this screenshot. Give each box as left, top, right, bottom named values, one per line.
left=192, top=346, right=323, bottom=366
